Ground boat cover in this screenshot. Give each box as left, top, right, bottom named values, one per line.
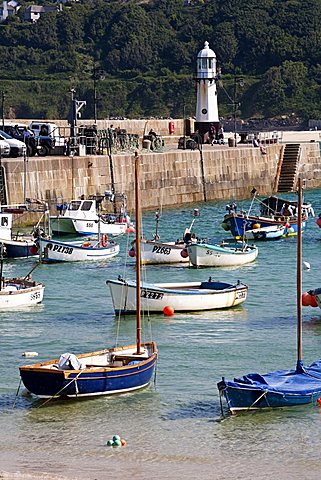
left=231, top=360, right=321, bottom=394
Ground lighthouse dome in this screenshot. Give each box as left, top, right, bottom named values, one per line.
left=197, top=41, right=216, bottom=59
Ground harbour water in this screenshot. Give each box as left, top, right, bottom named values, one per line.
left=2, top=189, right=321, bottom=479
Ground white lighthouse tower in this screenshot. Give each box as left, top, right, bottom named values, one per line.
left=195, top=41, right=219, bottom=140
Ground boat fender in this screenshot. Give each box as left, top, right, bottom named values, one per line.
left=101, top=234, right=108, bottom=247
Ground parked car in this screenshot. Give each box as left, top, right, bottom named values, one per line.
left=0, top=130, right=26, bottom=157
left=29, top=122, right=65, bottom=147
left=0, top=139, right=10, bottom=157
left=2, top=124, right=37, bottom=156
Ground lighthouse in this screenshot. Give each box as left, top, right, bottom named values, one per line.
left=195, top=41, right=220, bottom=141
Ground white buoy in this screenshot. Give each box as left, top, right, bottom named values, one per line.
left=22, top=352, right=39, bottom=357
left=303, top=261, right=311, bottom=270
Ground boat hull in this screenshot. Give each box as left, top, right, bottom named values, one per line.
left=244, top=225, right=284, bottom=241
left=39, top=238, right=120, bottom=262
left=19, top=343, right=157, bottom=398
left=131, top=240, right=188, bottom=264
left=223, top=213, right=307, bottom=239
left=0, top=237, right=38, bottom=258
left=107, top=279, right=248, bottom=313
left=218, top=360, right=321, bottom=413
left=0, top=281, right=44, bottom=308
left=187, top=243, right=258, bottom=267
left=73, top=218, right=129, bottom=236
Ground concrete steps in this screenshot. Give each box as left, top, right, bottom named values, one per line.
left=277, top=144, right=300, bottom=192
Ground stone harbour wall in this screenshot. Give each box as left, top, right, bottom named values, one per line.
left=2, top=143, right=321, bottom=217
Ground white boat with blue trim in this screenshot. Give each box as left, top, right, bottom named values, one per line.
left=107, top=277, right=248, bottom=314
left=39, top=236, right=119, bottom=262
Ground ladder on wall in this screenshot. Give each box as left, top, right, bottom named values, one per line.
left=0, top=165, right=7, bottom=205
left=276, top=143, right=300, bottom=192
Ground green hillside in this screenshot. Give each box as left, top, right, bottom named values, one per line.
left=1, top=0, right=321, bottom=123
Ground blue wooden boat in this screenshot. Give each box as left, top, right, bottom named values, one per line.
left=218, top=178, right=321, bottom=414
left=0, top=200, right=49, bottom=258
left=19, top=153, right=158, bottom=399
left=222, top=192, right=312, bottom=239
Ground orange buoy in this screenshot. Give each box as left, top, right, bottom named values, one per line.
left=101, top=234, right=108, bottom=247
left=126, top=226, right=135, bottom=233
left=163, top=305, right=174, bottom=316
left=253, top=223, right=260, bottom=229
left=302, top=292, right=312, bottom=306
left=120, top=439, right=127, bottom=447
left=82, top=242, right=91, bottom=248
left=129, top=248, right=135, bottom=257
left=318, top=398, right=321, bottom=406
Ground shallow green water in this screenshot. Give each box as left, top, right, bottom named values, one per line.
left=2, top=189, right=321, bottom=479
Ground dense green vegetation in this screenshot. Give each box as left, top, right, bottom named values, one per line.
left=1, top=0, right=321, bottom=122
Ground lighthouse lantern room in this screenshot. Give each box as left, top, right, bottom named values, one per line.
left=195, top=41, right=220, bottom=141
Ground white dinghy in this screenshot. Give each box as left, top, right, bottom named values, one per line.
left=107, top=277, right=248, bottom=314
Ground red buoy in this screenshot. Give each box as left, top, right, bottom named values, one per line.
left=29, top=245, right=38, bottom=255
left=317, top=217, right=321, bottom=228
left=302, top=292, right=312, bottom=306
left=129, top=248, right=135, bottom=257
left=318, top=397, right=321, bottom=406
left=180, top=248, right=188, bottom=258
left=163, top=305, right=174, bottom=316
left=126, top=226, right=135, bottom=233
left=310, top=295, right=318, bottom=308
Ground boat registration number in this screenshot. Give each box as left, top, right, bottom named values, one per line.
left=86, top=223, right=94, bottom=228
left=205, top=250, right=220, bottom=257
left=53, top=245, right=73, bottom=254
left=141, top=288, right=164, bottom=300
left=235, top=291, right=246, bottom=299
left=152, top=245, right=171, bottom=255
left=30, top=291, right=41, bottom=301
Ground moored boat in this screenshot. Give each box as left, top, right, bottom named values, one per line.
left=243, top=224, right=284, bottom=241
left=39, top=236, right=119, bottom=262
left=129, top=209, right=200, bottom=264
left=218, top=178, right=321, bottom=414
left=187, top=242, right=258, bottom=268
left=107, top=278, right=248, bottom=314
left=0, top=200, right=50, bottom=258
left=19, top=153, right=157, bottom=400
left=50, top=192, right=133, bottom=237
left=0, top=276, right=44, bottom=308
left=222, top=191, right=313, bottom=239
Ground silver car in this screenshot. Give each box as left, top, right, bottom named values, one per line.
left=0, top=130, right=26, bottom=157
left=0, top=139, right=10, bottom=157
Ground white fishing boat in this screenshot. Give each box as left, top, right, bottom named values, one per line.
left=0, top=276, right=44, bottom=308
left=187, top=241, right=258, bottom=268
left=50, top=192, right=133, bottom=237
left=243, top=224, right=284, bottom=241
left=107, top=277, right=248, bottom=314
left=129, top=209, right=199, bottom=264
left=39, top=236, right=119, bottom=262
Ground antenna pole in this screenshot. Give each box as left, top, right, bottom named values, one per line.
left=135, top=152, right=141, bottom=355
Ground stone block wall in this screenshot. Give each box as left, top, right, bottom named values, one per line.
left=2, top=143, right=320, bottom=221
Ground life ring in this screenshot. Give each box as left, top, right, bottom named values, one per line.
left=101, top=234, right=108, bottom=247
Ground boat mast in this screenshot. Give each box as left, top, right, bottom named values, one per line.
left=297, top=177, right=302, bottom=366
left=135, top=152, right=141, bottom=355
